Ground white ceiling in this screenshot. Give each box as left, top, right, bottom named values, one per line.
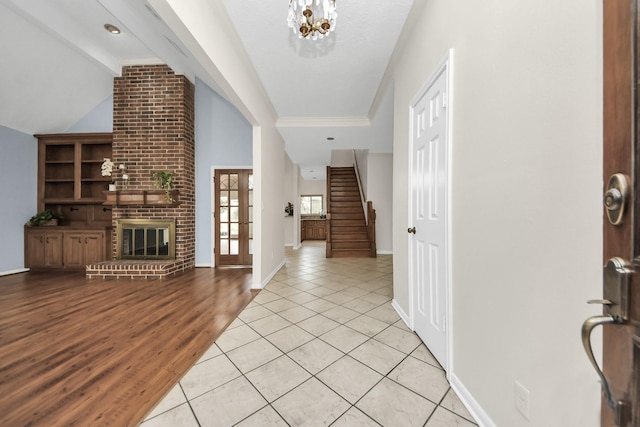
left=0, top=0, right=414, bottom=180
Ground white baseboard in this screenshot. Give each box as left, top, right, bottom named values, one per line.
left=449, top=373, right=495, bottom=427
left=0, top=268, right=29, bottom=277
left=254, top=259, right=285, bottom=290
left=377, top=249, right=393, bottom=255
left=391, top=299, right=411, bottom=329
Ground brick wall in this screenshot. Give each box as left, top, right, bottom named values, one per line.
left=110, top=65, right=195, bottom=271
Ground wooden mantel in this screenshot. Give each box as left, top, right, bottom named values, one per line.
left=102, top=190, right=180, bottom=207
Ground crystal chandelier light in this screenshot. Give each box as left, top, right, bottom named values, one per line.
left=287, top=0, right=337, bottom=40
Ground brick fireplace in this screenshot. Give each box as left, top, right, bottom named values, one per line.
left=86, top=65, right=195, bottom=279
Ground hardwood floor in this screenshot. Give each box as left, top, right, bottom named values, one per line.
left=0, top=267, right=255, bottom=426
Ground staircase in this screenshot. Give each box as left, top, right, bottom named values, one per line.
left=326, top=166, right=376, bottom=258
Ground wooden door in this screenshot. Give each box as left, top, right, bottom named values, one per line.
left=409, top=54, right=450, bottom=370
left=600, top=1, right=640, bottom=425
left=214, top=169, right=253, bottom=266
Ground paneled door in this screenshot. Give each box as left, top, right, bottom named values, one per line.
left=409, top=53, right=450, bottom=370
left=215, top=169, right=253, bottom=266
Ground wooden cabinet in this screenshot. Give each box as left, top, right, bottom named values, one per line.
left=25, top=229, right=63, bottom=268
left=301, top=220, right=326, bottom=241
left=25, top=227, right=111, bottom=270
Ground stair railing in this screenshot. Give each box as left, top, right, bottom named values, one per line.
left=325, top=165, right=332, bottom=258
left=353, top=151, right=376, bottom=257
left=367, top=201, right=377, bottom=257
left=352, top=150, right=368, bottom=223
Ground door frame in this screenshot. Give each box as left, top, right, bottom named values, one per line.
left=408, top=49, right=454, bottom=373
left=211, top=165, right=253, bottom=268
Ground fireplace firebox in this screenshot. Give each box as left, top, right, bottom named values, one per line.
left=116, top=219, right=175, bottom=260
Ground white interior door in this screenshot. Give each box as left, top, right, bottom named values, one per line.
left=410, top=55, right=450, bottom=370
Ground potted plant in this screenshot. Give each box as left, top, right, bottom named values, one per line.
left=26, top=210, right=62, bottom=227
left=151, top=170, right=174, bottom=202
left=285, top=202, right=294, bottom=216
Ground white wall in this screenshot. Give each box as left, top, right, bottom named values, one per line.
left=194, top=79, right=252, bottom=266
left=391, top=1, right=602, bottom=425
left=330, top=149, right=352, bottom=167
left=284, top=154, right=299, bottom=247
left=254, top=125, right=285, bottom=287
left=367, top=153, right=392, bottom=254
left=0, top=126, right=37, bottom=274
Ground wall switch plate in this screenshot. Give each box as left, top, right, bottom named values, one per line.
left=514, top=380, right=530, bottom=420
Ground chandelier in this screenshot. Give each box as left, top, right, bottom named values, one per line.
left=287, top=0, right=337, bottom=40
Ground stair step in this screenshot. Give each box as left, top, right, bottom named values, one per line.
left=331, top=225, right=367, bottom=233
left=332, top=240, right=371, bottom=250
left=332, top=213, right=365, bottom=221
left=330, top=249, right=372, bottom=258
left=331, top=219, right=366, bottom=226
left=330, top=200, right=361, bottom=206
left=331, top=206, right=363, bottom=213
left=332, top=233, right=368, bottom=241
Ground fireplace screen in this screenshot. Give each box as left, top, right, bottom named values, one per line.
left=116, top=219, right=175, bottom=260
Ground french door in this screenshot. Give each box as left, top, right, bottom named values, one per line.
left=214, top=169, right=253, bottom=266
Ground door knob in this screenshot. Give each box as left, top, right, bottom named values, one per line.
left=604, top=173, right=629, bottom=225
left=407, top=227, right=416, bottom=234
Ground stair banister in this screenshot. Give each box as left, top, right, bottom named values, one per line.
left=352, top=150, right=368, bottom=223
left=325, top=165, right=332, bottom=258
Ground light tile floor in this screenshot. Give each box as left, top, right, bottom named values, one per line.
left=141, top=242, right=478, bottom=426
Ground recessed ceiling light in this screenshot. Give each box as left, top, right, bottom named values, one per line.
left=104, top=24, right=121, bottom=34
left=327, top=137, right=335, bottom=141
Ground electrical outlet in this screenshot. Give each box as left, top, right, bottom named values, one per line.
left=514, top=380, right=530, bottom=420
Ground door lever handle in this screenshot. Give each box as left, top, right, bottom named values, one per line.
left=587, top=299, right=613, bottom=306
left=407, top=227, right=416, bottom=234
left=581, top=315, right=618, bottom=409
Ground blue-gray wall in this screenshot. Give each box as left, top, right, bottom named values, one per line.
left=0, top=126, right=37, bottom=274
left=66, top=96, right=113, bottom=132
left=194, top=79, right=252, bottom=266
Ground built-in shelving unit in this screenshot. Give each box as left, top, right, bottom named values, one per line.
left=37, top=132, right=113, bottom=211
left=26, top=133, right=114, bottom=270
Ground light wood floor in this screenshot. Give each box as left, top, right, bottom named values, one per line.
left=0, top=267, right=255, bottom=426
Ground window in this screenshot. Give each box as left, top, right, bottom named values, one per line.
left=300, top=195, right=323, bottom=215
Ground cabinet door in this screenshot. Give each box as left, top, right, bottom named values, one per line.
left=44, top=231, right=63, bottom=267
left=317, top=222, right=326, bottom=240
left=63, top=233, right=85, bottom=268
left=306, top=222, right=316, bottom=239
left=83, top=232, right=104, bottom=265
left=25, top=230, right=46, bottom=268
